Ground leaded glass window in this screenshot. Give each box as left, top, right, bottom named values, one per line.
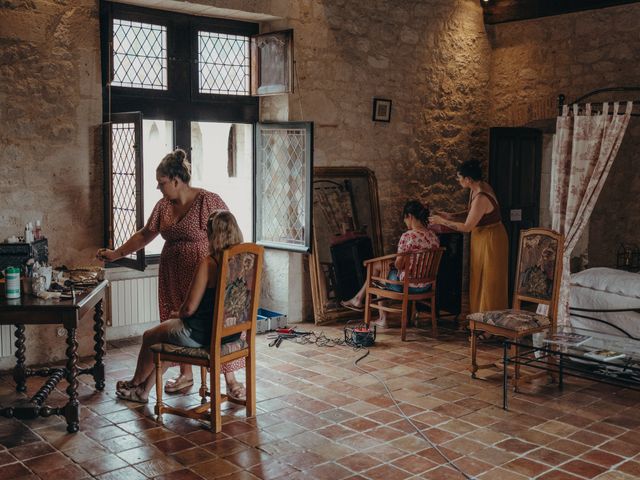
left=255, top=123, right=313, bottom=252
left=106, top=112, right=145, bottom=271
left=198, top=31, right=250, bottom=95
left=112, top=19, right=167, bottom=90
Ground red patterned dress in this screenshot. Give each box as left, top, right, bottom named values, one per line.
left=146, top=190, right=244, bottom=373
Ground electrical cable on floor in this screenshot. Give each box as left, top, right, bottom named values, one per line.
left=352, top=348, right=476, bottom=480
left=276, top=330, right=476, bottom=480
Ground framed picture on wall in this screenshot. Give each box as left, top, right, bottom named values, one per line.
left=372, top=98, right=392, bottom=122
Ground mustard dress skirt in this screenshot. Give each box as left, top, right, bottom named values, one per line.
left=469, top=222, right=509, bottom=313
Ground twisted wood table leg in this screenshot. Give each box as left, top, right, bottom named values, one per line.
left=13, top=324, right=26, bottom=393
left=64, top=325, right=80, bottom=433
left=93, top=300, right=106, bottom=391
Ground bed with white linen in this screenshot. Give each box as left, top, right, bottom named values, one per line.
left=570, top=267, right=640, bottom=339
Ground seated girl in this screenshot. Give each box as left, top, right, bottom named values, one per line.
left=116, top=210, right=244, bottom=403
left=340, top=200, right=440, bottom=327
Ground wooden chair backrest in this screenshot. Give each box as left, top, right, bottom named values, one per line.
left=403, top=247, right=445, bottom=286
left=210, top=243, right=264, bottom=352
left=512, top=228, right=564, bottom=325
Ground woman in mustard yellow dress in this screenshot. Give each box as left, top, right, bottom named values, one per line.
left=429, top=160, right=509, bottom=313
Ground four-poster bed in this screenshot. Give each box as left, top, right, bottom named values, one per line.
left=552, top=87, right=640, bottom=339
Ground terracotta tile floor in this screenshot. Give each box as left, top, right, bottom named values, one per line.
left=1, top=321, right=640, bottom=479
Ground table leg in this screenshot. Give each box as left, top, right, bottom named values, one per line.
left=559, top=352, right=564, bottom=391
left=93, top=300, right=106, bottom=391
left=64, top=325, right=80, bottom=433
left=503, top=341, right=509, bottom=410
left=13, top=324, right=27, bottom=393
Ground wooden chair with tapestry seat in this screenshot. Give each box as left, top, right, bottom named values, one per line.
left=151, top=243, right=264, bottom=432
left=363, top=247, right=444, bottom=340
left=468, top=228, right=563, bottom=390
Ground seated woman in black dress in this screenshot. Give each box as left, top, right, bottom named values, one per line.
left=115, top=210, right=243, bottom=403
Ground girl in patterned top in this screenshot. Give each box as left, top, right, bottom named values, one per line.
left=341, top=200, right=439, bottom=327
left=97, top=149, right=246, bottom=401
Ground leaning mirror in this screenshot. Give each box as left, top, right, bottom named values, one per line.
left=309, top=167, right=383, bottom=324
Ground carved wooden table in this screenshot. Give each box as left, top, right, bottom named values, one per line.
left=0, top=280, right=108, bottom=432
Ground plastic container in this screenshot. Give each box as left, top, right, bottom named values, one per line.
left=257, top=308, right=287, bottom=332
left=256, top=313, right=269, bottom=334
left=5, top=266, right=21, bottom=299
left=34, top=220, right=42, bottom=240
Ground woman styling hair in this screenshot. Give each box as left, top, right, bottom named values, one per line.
left=97, top=148, right=246, bottom=402
left=429, top=159, right=508, bottom=313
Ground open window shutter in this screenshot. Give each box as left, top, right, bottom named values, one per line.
left=255, top=122, right=313, bottom=252
left=250, top=29, right=294, bottom=96
left=103, top=111, right=146, bottom=271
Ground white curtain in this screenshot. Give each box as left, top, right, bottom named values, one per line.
left=549, top=101, right=632, bottom=329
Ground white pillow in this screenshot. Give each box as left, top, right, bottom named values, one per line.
left=571, top=267, right=640, bottom=299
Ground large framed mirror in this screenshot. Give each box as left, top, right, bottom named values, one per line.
left=309, top=167, right=384, bottom=324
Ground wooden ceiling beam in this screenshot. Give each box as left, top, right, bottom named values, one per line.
left=482, top=0, right=640, bottom=25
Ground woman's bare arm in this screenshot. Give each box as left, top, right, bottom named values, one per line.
left=96, top=227, right=158, bottom=262
left=430, top=195, right=491, bottom=233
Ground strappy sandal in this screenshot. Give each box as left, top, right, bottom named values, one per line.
left=227, top=383, right=246, bottom=403
left=340, top=300, right=364, bottom=312
left=116, top=380, right=137, bottom=391
left=116, top=386, right=148, bottom=404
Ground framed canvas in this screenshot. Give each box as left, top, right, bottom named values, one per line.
left=372, top=98, right=392, bottom=122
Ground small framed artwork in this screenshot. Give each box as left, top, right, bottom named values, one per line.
left=372, top=98, right=392, bottom=122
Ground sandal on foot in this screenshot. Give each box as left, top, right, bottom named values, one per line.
left=227, top=383, right=246, bottom=403
left=164, top=375, right=194, bottom=393
left=340, top=300, right=364, bottom=312
left=116, top=380, right=137, bottom=391
left=116, top=387, right=148, bottom=404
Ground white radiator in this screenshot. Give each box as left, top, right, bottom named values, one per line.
left=109, top=276, right=160, bottom=327
left=0, top=325, right=16, bottom=357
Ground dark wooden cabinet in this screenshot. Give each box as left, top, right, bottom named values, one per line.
left=330, top=236, right=374, bottom=301
left=435, top=232, right=463, bottom=317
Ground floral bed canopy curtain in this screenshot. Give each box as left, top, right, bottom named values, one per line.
left=551, top=101, right=632, bottom=328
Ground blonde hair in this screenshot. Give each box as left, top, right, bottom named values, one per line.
left=207, top=210, right=243, bottom=258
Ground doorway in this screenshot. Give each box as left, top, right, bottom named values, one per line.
left=489, top=127, right=542, bottom=303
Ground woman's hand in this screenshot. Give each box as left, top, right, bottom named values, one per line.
left=429, top=214, right=445, bottom=225
left=96, top=248, right=119, bottom=263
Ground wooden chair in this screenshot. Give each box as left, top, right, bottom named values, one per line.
left=363, top=247, right=444, bottom=341
left=151, top=243, right=264, bottom=432
left=468, top=228, right=563, bottom=389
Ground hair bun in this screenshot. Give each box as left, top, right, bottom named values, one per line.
left=174, top=148, right=186, bottom=162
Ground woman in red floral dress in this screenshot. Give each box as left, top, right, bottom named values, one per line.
left=340, top=200, right=440, bottom=327
left=97, top=149, right=246, bottom=400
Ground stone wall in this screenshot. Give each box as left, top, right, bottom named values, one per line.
left=280, top=0, right=490, bottom=250
left=0, top=0, right=103, bottom=264
left=488, top=3, right=640, bottom=267
left=589, top=120, right=640, bottom=268
left=0, top=0, right=102, bottom=367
